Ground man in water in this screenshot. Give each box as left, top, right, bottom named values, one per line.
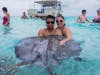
left=21, top=12, right=28, bottom=19
left=76, top=9, right=91, bottom=23
left=38, top=15, right=56, bottom=37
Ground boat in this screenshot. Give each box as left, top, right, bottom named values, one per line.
left=27, top=0, right=62, bottom=19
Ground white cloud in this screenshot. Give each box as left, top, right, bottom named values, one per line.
left=62, top=0, right=100, bottom=16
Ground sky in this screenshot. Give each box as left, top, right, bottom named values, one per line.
left=0, top=0, right=100, bottom=16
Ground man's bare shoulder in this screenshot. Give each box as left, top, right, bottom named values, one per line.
left=38, top=28, right=46, bottom=37
left=38, top=28, right=46, bottom=34
left=39, top=28, right=46, bottom=32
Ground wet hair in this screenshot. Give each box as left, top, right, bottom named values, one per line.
left=82, top=9, right=86, bottom=13
left=2, top=7, right=8, bottom=12
left=56, top=14, right=65, bottom=25
left=46, top=15, right=55, bottom=21
left=57, top=14, right=65, bottom=20
left=57, top=13, right=63, bottom=17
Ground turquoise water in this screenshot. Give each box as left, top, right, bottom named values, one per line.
left=0, top=16, right=100, bottom=75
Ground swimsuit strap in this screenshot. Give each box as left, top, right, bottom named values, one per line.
left=61, top=25, right=65, bottom=36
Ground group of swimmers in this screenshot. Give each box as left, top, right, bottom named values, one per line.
left=1, top=7, right=100, bottom=70
left=11, top=14, right=72, bottom=68
left=1, top=7, right=100, bottom=27
left=1, top=7, right=28, bottom=27
left=38, top=15, right=72, bottom=46
left=76, top=8, right=100, bottom=23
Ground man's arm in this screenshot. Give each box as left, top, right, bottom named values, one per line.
left=38, top=29, right=44, bottom=37
left=76, top=16, right=80, bottom=23
left=86, top=18, right=91, bottom=22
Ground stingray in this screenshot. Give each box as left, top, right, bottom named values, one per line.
left=13, top=35, right=82, bottom=75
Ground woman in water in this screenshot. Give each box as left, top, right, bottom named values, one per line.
left=56, top=14, right=72, bottom=46
left=2, top=7, right=10, bottom=26
left=93, top=8, right=100, bottom=23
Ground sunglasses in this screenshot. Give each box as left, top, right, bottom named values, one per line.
left=56, top=20, right=63, bottom=23
left=46, top=21, right=54, bottom=24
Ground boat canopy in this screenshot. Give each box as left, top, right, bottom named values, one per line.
left=34, top=0, right=60, bottom=6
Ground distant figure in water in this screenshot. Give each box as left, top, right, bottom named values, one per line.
left=76, top=9, right=91, bottom=23
left=93, top=8, right=100, bottom=23
left=2, top=7, right=10, bottom=26
left=21, top=12, right=28, bottom=19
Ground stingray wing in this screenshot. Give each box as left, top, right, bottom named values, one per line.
left=55, top=40, right=82, bottom=60
left=15, top=37, right=43, bottom=61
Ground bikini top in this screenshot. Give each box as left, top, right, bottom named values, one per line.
left=93, top=16, right=100, bottom=23
left=56, top=25, right=66, bottom=37
left=3, top=16, right=9, bottom=25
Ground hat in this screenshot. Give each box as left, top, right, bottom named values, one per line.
left=97, top=8, right=100, bottom=12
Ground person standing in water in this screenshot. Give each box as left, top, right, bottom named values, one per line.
left=21, top=12, right=28, bottom=19
left=93, top=8, right=100, bottom=23
left=38, top=15, right=56, bottom=37
left=2, top=7, right=10, bottom=26
left=76, top=9, right=90, bottom=23
left=56, top=14, right=72, bottom=46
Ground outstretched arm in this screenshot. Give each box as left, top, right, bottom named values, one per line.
left=86, top=18, right=91, bottom=22
left=76, top=16, right=80, bottom=23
